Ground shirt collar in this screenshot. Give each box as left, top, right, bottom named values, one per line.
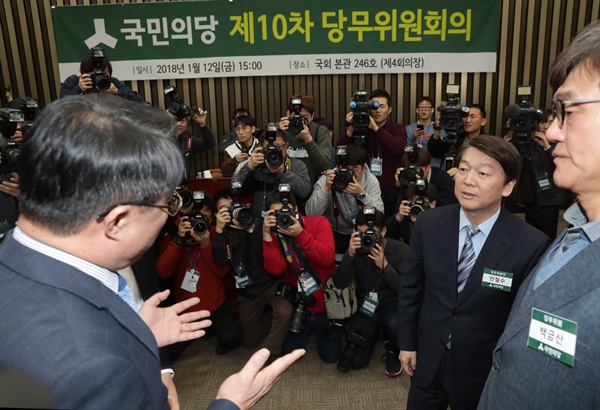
left=12, top=226, right=119, bottom=293
left=459, top=206, right=501, bottom=238
left=564, top=201, right=600, bottom=243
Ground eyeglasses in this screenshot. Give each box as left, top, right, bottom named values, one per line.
left=552, top=98, right=600, bottom=126
left=417, top=106, right=433, bottom=110
left=96, top=190, right=183, bottom=220
left=234, top=125, right=251, bottom=133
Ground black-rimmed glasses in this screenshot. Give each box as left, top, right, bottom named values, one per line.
left=552, top=98, right=600, bottom=126
left=96, top=190, right=183, bottom=220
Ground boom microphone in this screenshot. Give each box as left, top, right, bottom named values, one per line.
left=504, top=104, right=521, bottom=119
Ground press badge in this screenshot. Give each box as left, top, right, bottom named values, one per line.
left=527, top=308, right=578, bottom=367
left=181, top=269, right=199, bottom=293
left=370, top=157, right=383, bottom=176
left=360, top=292, right=379, bottom=317
left=481, top=268, right=514, bottom=292
left=535, top=171, right=552, bottom=192
left=234, top=274, right=252, bottom=289
left=298, top=271, right=319, bottom=296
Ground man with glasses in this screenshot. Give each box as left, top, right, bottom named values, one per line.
left=0, top=94, right=304, bottom=409
left=221, top=114, right=260, bottom=176
left=405, top=97, right=440, bottom=168
left=478, top=20, right=600, bottom=410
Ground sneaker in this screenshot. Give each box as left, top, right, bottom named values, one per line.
left=383, top=350, right=402, bottom=377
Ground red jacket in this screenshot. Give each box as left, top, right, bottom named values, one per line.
left=263, top=215, right=336, bottom=313
left=156, top=227, right=230, bottom=313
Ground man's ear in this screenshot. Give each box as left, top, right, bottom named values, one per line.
left=502, top=179, right=517, bottom=198
left=100, top=205, right=132, bottom=240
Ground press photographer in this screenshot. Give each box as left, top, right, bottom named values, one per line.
left=0, top=107, right=24, bottom=236
left=339, top=88, right=407, bottom=195
left=262, top=187, right=341, bottom=363
left=221, top=114, right=260, bottom=177
left=333, top=208, right=408, bottom=376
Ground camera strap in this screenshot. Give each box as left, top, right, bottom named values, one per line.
left=331, top=194, right=357, bottom=229
left=276, top=233, right=322, bottom=294
left=186, top=246, right=202, bottom=270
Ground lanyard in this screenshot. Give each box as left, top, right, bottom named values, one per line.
left=186, top=246, right=202, bottom=270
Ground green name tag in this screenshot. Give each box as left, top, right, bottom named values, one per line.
left=527, top=308, right=578, bottom=367
left=481, top=268, right=513, bottom=292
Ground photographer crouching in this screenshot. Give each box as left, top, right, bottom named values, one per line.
left=333, top=208, right=409, bottom=376
left=262, top=186, right=341, bottom=363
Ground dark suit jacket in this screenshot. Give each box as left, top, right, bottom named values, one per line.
left=398, top=204, right=549, bottom=405
left=478, top=238, right=600, bottom=409
left=0, top=232, right=169, bottom=409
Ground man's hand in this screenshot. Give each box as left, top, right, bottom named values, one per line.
left=344, top=111, right=354, bottom=137
left=396, top=200, right=410, bottom=223
left=278, top=116, right=289, bottom=132
left=413, top=127, right=425, bottom=139
left=344, top=174, right=365, bottom=198
left=369, top=243, right=387, bottom=269
left=262, top=209, right=276, bottom=241
left=235, top=152, right=250, bottom=164
left=78, top=73, right=93, bottom=92
left=215, top=348, right=305, bottom=410
left=11, top=128, right=23, bottom=144
left=534, top=131, right=551, bottom=149
left=400, top=350, right=417, bottom=376
left=296, top=122, right=313, bottom=144
left=190, top=228, right=210, bottom=247
left=321, top=169, right=336, bottom=193
left=139, top=290, right=211, bottom=348
left=348, top=231, right=361, bottom=257
left=248, top=147, right=265, bottom=169
left=0, top=172, right=19, bottom=199
left=394, top=167, right=404, bottom=188
left=368, top=115, right=379, bottom=132
left=215, top=208, right=231, bottom=233
left=277, top=215, right=302, bottom=238
left=432, top=116, right=441, bottom=140
left=193, top=109, right=208, bottom=127
left=177, top=216, right=192, bottom=237
left=101, top=83, right=119, bottom=95
left=161, top=373, right=180, bottom=410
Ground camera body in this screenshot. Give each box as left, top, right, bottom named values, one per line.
left=337, top=327, right=368, bottom=372
left=509, top=86, right=543, bottom=148
left=408, top=178, right=430, bottom=217
left=437, top=85, right=469, bottom=137
left=228, top=180, right=255, bottom=228
left=189, top=191, right=209, bottom=235
left=349, top=90, right=380, bottom=146
left=333, top=145, right=353, bottom=192
left=0, top=108, right=25, bottom=173
left=277, top=283, right=316, bottom=335
left=288, top=98, right=305, bottom=135
left=357, top=207, right=382, bottom=254
left=175, top=185, right=194, bottom=209
left=273, top=184, right=296, bottom=231
left=88, top=47, right=111, bottom=92
left=164, top=85, right=198, bottom=121
left=263, top=123, right=284, bottom=169
left=399, top=164, right=423, bottom=186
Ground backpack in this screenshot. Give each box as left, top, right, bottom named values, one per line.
left=323, top=277, right=357, bottom=320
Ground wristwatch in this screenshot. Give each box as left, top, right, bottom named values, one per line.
left=357, top=192, right=367, bottom=200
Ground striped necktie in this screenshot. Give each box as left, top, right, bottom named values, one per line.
left=457, top=225, right=479, bottom=296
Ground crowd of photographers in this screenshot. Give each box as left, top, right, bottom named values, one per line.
left=0, top=45, right=572, bottom=409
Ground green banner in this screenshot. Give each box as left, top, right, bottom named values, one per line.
left=52, top=0, right=500, bottom=80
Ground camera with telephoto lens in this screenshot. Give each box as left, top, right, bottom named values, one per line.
left=228, top=180, right=255, bottom=228
left=273, top=184, right=296, bottom=231
left=357, top=207, right=382, bottom=255
left=349, top=90, right=380, bottom=146
left=189, top=191, right=209, bottom=235
left=437, top=85, right=469, bottom=170
left=505, top=86, right=543, bottom=152
left=288, top=98, right=305, bottom=135
left=0, top=108, right=24, bottom=173
left=333, top=146, right=353, bottom=192
left=88, top=47, right=111, bottom=92
left=175, top=186, right=194, bottom=209
left=263, top=123, right=284, bottom=169
left=289, top=291, right=316, bottom=335
left=164, top=85, right=199, bottom=121
left=337, top=328, right=368, bottom=372
left=409, top=178, right=430, bottom=218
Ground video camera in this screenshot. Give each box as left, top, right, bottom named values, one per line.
left=88, top=47, right=111, bottom=92
left=189, top=191, right=210, bottom=235
left=164, top=85, right=199, bottom=121
left=228, top=180, right=255, bottom=228
left=273, top=184, right=297, bottom=231
left=437, top=85, right=469, bottom=170
left=349, top=90, right=380, bottom=146
left=408, top=178, right=431, bottom=218
left=18, top=97, right=39, bottom=135
left=288, top=98, right=306, bottom=135
left=333, top=146, right=353, bottom=192
left=0, top=108, right=24, bottom=173
left=263, top=123, right=284, bottom=169
left=505, top=86, right=543, bottom=151
left=357, top=207, right=382, bottom=255
left=399, top=144, right=423, bottom=186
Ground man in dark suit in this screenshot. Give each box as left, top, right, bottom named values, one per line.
left=478, top=20, right=600, bottom=409
left=398, top=135, right=550, bottom=410
left=0, top=94, right=304, bottom=410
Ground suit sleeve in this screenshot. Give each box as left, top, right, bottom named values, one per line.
left=206, top=399, right=241, bottom=410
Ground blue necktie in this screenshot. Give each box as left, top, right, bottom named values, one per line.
left=118, top=275, right=138, bottom=312
left=457, top=225, right=479, bottom=296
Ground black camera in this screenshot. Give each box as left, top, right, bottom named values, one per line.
left=437, top=85, right=469, bottom=137
left=18, top=97, right=39, bottom=135
left=88, top=47, right=111, bottom=92
left=505, top=86, right=543, bottom=151
left=357, top=207, right=382, bottom=254
left=164, top=85, right=198, bottom=121
left=349, top=90, right=380, bottom=146
left=228, top=180, right=255, bottom=228
left=333, top=146, right=353, bottom=192
left=263, top=123, right=284, bottom=169
left=337, top=328, right=368, bottom=372
left=0, top=108, right=24, bottom=173
left=175, top=186, right=194, bottom=209
left=189, top=191, right=209, bottom=235
left=288, top=98, right=305, bottom=135
left=273, top=184, right=296, bottom=231
left=289, top=291, right=316, bottom=335
left=399, top=164, right=423, bottom=186
left=409, top=178, right=430, bottom=218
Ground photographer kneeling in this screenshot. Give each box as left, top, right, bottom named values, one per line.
left=262, top=187, right=341, bottom=363
left=333, top=208, right=409, bottom=376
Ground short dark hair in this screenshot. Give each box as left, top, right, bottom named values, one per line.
left=288, top=94, right=315, bottom=115
left=231, top=107, right=251, bottom=121
left=549, top=20, right=600, bottom=90
left=355, top=208, right=386, bottom=230
left=416, top=96, right=434, bottom=107
left=401, top=146, right=431, bottom=168
left=468, top=103, right=487, bottom=119
left=233, top=115, right=256, bottom=128
left=539, top=108, right=553, bottom=123
left=455, top=134, right=521, bottom=184
left=265, top=189, right=298, bottom=209
left=259, top=128, right=289, bottom=145
left=19, top=94, right=183, bottom=235
left=345, top=144, right=369, bottom=167
left=405, top=182, right=438, bottom=203
left=369, top=89, right=392, bottom=107
left=212, top=189, right=232, bottom=213
left=79, top=49, right=112, bottom=75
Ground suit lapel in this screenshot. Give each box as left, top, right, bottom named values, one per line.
left=496, top=239, right=600, bottom=348
left=442, top=206, right=461, bottom=304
